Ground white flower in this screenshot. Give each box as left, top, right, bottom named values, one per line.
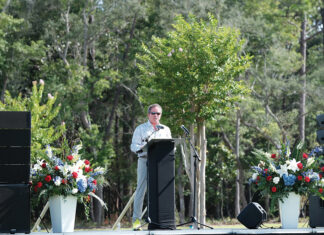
left=72, top=188, right=78, bottom=194
left=171, top=49, right=174, bottom=53
left=276, top=164, right=288, bottom=177
left=39, top=79, right=45, bottom=85
left=45, top=145, right=53, bottom=158
left=54, top=178, right=61, bottom=186
left=167, top=52, right=172, bottom=57
left=252, top=173, right=258, bottom=180
left=269, top=163, right=276, bottom=172
left=273, top=177, right=280, bottom=184
left=48, top=93, right=54, bottom=99
left=287, top=159, right=299, bottom=172
left=179, top=48, right=183, bottom=52
left=306, top=157, right=315, bottom=167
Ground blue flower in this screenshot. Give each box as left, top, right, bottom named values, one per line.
left=283, top=174, right=296, bottom=186
left=77, top=178, right=87, bottom=193
left=88, top=177, right=97, bottom=190
left=91, top=171, right=104, bottom=177
left=309, top=147, right=324, bottom=158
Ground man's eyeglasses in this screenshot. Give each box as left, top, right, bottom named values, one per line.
left=150, top=112, right=161, bottom=116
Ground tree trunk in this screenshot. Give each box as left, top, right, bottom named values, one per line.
left=189, top=124, right=195, bottom=222
left=93, top=185, right=104, bottom=226
left=321, top=1, right=324, bottom=55
left=177, top=160, right=185, bottom=223
left=298, top=14, right=307, bottom=143
left=235, top=109, right=241, bottom=217
left=1, top=76, right=8, bottom=103
left=199, top=121, right=207, bottom=226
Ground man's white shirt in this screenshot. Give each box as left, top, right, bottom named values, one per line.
left=130, top=120, right=172, bottom=157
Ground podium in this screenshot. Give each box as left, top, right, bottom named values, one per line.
left=147, top=139, right=175, bottom=230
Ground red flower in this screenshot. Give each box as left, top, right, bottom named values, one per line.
left=264, top=169, right=268, bottom=173
left=266, top=176, right=272, bottom=181
left=321, top=166, right=324, bottom=172
left=256, top=176, right=260, bottom=181
left=85, top=167, right=91, bottom=173
left=61, top=179, right=67, bottom=184
left=320, top=174, right=323, bottom=179
left=72, top=172, right=78, bottom=179
left=45, top=175, right=51, bottom=182
left=297, top=175, right=303, bottom=181
left=54, top=166, right=59, bottom=171
left=67, top=155, right=73, bottom=161
left=302, top=153, right=308, bottom=159
left=41, top=162, right=47, bottom=168
left=271, top=186, right=277, bottom=192
left=92, top=189, right=96, bottom=193
left=271, top=154, right=276, bottom=158
left=305, top=176, right=310, bottom=183
left=37, top=182, right=43, bottom=188
left=33, top=186, right=38, bottom=192
left=319, top=188, right=323, bottom=194
left=93, top=179, right=97, bottom=185
left=297, top=162, right=303, bottom=169
left=84, top=160, right=90, bottom=165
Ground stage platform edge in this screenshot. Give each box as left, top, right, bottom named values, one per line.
left=24, top=228, right=324, bottom=235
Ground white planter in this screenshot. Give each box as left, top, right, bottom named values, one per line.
left=279, top=192, right=300, bottom=229
left=49, top=195, right=77, bottom=233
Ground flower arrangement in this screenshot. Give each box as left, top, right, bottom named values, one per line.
left=30, top=144, right=106, bottom=206
left=250, top=142, right=324, bottom=203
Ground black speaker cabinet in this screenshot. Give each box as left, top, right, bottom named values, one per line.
left=309, top=195, right=324, bottom=227
left=0, top=184, right=30, bottom=234
left=317, top=114, right=324, bottom=129
left=0, top=111, right=31, bottom=129
left=237, top=202, right=267, bottom=229
left=147, top=139, right=175, bottom=230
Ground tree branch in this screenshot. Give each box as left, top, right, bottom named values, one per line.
left=241, top=120, right=280, bottom=149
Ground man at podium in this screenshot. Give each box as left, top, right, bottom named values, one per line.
left=130, top=104, right=172, bottom=230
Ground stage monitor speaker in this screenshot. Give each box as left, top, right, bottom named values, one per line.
left=0, top=184, right=30, bottom=234
left=237, top=202, right=267, bottom=229
left=147, top=139, right=175, bottom=230
left=309, top=195, right=324, bottom=228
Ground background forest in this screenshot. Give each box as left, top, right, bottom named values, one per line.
left=0, top=0, right=323, bottom=228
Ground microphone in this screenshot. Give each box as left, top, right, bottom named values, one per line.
left=181, top=125, right=190, bottom=135
left=144, top=125, right=164, bottom=142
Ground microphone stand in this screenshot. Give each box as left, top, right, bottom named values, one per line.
left=177, top=128, right=213, bottom=230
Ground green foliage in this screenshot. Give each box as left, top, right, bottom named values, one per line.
left=137, top=14, right=252, bottom=130
left=0, top=81, right=64, bottom=162
left=79, top=124, right=115, bottom=167
left=0, top=12, right=46, bottom=96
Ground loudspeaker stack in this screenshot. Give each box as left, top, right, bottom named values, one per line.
left=0, top=111, right=31, bottom=234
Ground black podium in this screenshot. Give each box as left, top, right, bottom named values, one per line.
left=147, top=139, right=175, bottom=230
left=0, top=111, right=31, bottom=234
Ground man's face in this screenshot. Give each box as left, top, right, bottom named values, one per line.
left=148, top=106, right=162, bottom=125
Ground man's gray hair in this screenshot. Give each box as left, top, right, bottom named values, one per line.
left=147, top=104, right=162, bottom=114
